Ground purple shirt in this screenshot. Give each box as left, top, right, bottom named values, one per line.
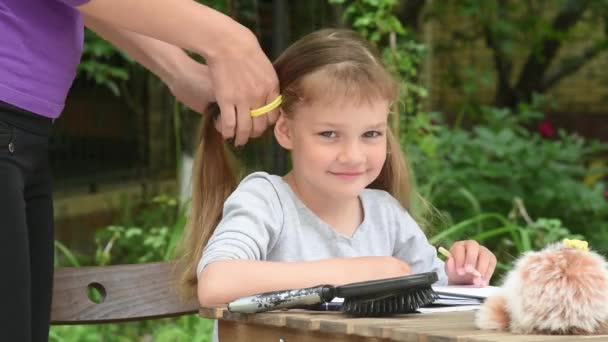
left=0, top=0, right=91, bottom=118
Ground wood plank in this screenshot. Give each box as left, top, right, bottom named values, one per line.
left=51, top=263, right=198, bottom=324
left=199, top=307, right=223, bottom=319
left=424, top=329, right=516, bottom=342
left=468, top=334, right=608, bottom=342
left=388, top=322, right=481, bottom=342
left=318, top=314, right=448, bottom=336
left=366, top=312, right=478, bottom=339
left=218, top=320, right=384, bottom=342
left=285, top=312, right=345, bottom=331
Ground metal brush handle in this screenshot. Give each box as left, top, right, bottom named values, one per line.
left=228, top=285, right=336, bottom=313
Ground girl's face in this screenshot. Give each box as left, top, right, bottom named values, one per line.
left=275, top=96, right=390, bottom=201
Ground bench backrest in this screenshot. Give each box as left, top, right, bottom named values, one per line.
left=51, top=262, right=199, bottom=324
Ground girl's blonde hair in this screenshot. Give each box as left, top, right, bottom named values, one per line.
left=176, top=29, right=415, bottom=297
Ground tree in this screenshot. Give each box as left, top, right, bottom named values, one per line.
left=429, top=0, right=608, bottom=108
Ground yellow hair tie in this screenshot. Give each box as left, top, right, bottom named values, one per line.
left=250, top=95, right=283, bottom=117
left=563, top=238, right=588, bottom=251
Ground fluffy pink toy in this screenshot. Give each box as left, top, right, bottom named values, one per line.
left=476, top=240, right=608, bottom=334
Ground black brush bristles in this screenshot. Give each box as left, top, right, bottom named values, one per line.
left=341, top=284, right=437, bottom=317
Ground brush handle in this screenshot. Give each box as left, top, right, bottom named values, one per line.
left=336, top=272, right=438, bottom=298
left=228, top=285, right=335, bottom=313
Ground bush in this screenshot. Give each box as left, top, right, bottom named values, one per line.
left=405, top=105, right=608, bottom=254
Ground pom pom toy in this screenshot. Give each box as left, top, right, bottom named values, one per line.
left=476, top=239, right=608, bottom=334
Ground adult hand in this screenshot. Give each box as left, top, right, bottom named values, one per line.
left=205, top=26, right=279, bottom=146
left=166, top=58, right=215, bottom=114
left=445, top=240, right=496, bottom=286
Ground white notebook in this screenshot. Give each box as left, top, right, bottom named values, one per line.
left=432, top=285, right=501, bottom=300
left=330, top=285, right=500, bottom=306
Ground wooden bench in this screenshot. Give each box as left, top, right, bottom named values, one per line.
left=51, top=262, right=198, bottom=324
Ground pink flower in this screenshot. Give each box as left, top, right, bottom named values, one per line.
left=604, top=187, right=608, bottom=200
left=538, top=119, right=556, bottom=138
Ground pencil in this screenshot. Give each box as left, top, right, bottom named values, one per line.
left=437, top=246, right=483, bottom=278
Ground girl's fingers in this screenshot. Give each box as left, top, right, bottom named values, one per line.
left=450, top=242, right=467, bottom=276
left=446, top=256, right=456, bottom=276
left=463, top=240, right=480, bottom=275
left=475, top=251, right=492, bottom=286
left=483, top=250, right=497, bottom=283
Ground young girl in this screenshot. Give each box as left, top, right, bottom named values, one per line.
left=178, top=29, right=497, bottom=307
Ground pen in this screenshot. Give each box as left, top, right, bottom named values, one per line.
left=438, top=246, right=483, bottom=278
left=293, top=302, right=343, bottom=311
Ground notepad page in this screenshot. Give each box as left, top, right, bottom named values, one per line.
left=418, top=305, right=480, bottom=314
left=432, top=285, right=501, bottom=300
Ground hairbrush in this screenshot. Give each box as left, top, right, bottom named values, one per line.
left=227, top=272, right=438, bottom=317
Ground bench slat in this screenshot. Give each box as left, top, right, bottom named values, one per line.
left=51, top=262, right=198, bottom=324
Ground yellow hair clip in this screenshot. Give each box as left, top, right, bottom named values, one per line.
left=563, top=238, right=588, bottom=251
left=250, top=95, right=283, bottom=117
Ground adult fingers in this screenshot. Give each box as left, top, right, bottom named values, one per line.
left=250, top=115, right=268, bottom=138
left=234, top=103, right=253, bottom=146
left=218, top=102, right=236, bottom=140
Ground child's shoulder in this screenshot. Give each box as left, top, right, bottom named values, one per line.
left=239, top=171, right=280, bottom=185
left=236, top=171, right=281, bottom=192
left=231, top=171, right=288, bottom=202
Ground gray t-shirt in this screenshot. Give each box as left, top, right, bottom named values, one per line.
left=197, top=171, right=447, bottom=285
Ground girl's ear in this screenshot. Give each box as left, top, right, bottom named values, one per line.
left=274, top=110, right=294, bottom=150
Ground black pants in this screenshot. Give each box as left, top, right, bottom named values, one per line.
left=0, top=102, right=54, bottom=342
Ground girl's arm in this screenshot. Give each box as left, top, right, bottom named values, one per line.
left=76, top=0, right=279, bottom=145
left=196, top=175, right=410, bottom=306
left=84, top=16, right=213, bottom=113
left=198, top=256, right=412, bottom=306
left=386, top=193, right=449, bottom=285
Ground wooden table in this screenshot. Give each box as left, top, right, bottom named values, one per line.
left=200, top=307, right=608, bottom=342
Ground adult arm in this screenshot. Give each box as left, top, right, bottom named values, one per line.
left=84, top=15, right=213, bottom=113
left=76, top=0, right=279, bottom=145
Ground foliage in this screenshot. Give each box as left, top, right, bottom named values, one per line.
left=94, top=195, right=187, bottom=265
left=329, top=0, right=428, bottom=119
left=78, top=29, right=132, bottom=96
left=328, top=0, right=608, bottom=264
left=406, top=104, right=608, bottom=255
left=428, top=0, right=608, bottom=108
left=50, top=315, right=213, bottom=342
left=429, top=202, right=585, bottom=274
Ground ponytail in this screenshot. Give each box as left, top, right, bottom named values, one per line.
left=176, top=111, right=238, bottom=298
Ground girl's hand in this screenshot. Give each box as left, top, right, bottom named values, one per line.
left=444, top=240, right=496, bottom=286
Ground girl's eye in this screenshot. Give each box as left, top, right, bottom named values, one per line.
left=319, top=131, right=337, bottom=138
left=363, top=131, right=383, bottom=138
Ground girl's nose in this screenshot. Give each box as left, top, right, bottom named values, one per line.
left=337, top=141, right=365, bottom=164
